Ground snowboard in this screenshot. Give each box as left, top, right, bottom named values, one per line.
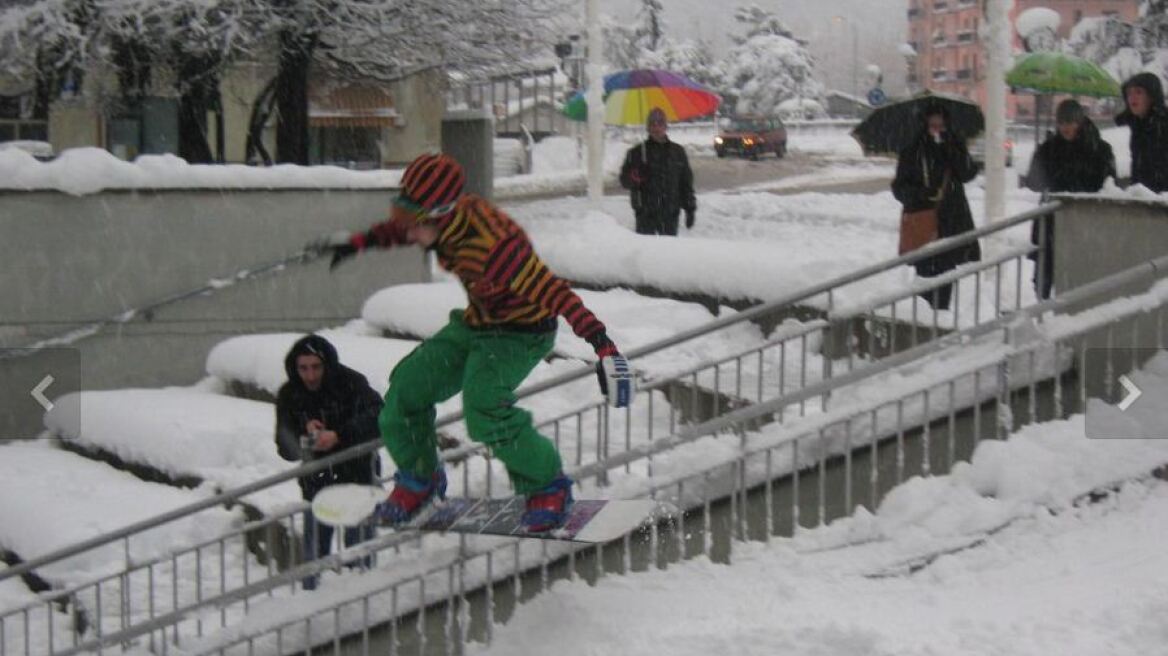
left=311, top=483, right=661, bottom=543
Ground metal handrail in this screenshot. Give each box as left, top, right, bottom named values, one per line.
left=62, top=240, right=1168, bottom=656
left=0, top=202, right=1059, bottom=585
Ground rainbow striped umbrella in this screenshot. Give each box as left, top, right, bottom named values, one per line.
left=562, top=69, right=721, bottom=125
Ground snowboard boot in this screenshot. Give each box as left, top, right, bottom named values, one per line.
left=521, top=474, right=574, bottom=533
left=375, top=469, right=447, bottom=526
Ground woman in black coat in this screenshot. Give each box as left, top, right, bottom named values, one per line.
left=892, top=102, right=981, bottom=310
left=1024, top=99, right=1116, bottom=298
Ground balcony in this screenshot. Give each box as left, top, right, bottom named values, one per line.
left=956, top=68, right=973, bottom=80
left=957, top=30, right=975, bottom=43
left=933, top=0, right=948, bottom=11
left=932, top=70, right=949, bottom=81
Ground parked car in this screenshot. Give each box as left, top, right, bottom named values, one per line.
left=968, top=135, right=1013, bottom=170
left=714, top=115, right=787, bottom=160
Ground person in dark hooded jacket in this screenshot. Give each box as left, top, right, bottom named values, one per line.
left=892, top=101, right=981, bottom=310
left=619, top=107, right=697, bottom=236
left=1024, top=99, right=1116, bottom=299
left=275, top=334, right=382, bottom=588
left=1115, top=72, right=1168, bottom=193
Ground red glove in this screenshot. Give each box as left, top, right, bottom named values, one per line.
left=629, top=166, right=647, bottom=185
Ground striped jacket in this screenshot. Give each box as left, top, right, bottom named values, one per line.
left=357, top=195, right=614, bottom=353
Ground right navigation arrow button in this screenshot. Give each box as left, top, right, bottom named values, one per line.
left=1118, top=375, right=1142, bottom=412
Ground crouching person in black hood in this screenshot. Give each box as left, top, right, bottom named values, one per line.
left=275, top=334, right=382, bottom=589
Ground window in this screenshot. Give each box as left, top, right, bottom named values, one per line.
left=934, top=0, right=948, bottom=11
left=932, top=69, right=949, bottom=81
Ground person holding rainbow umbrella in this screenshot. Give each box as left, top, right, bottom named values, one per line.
left=563, top=69, right=719, bottom=236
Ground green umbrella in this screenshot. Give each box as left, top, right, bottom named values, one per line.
left=1006, top=51, right=1120, bottom=97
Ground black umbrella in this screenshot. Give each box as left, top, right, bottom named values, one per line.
left=851, top=90, right=985, bottom=157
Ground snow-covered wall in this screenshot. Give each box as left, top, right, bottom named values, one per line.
left=2, top=177, right=429, bottom=390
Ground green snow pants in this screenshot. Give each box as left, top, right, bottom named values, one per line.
left=378, top=310, right=560, bottom=495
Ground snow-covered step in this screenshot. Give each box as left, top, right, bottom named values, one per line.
left=361, top=282, right=764, bottom=379
left=206, top=329, right=422, bottom=398
left=0, top=443, right=255, bottom=648
left=0, top=576, right=74, bottom=656
left=44, top=388, right=301, bottom=512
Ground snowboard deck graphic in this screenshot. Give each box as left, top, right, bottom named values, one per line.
left=311, top=484, right=660, bottom=543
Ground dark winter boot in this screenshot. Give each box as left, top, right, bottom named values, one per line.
left=521, top=474, right=574, bottom=533
left=375, top=469, right=447, bottom=526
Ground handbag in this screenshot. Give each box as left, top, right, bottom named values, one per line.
left=898, top=207, right=938, bottom=255
left=898, top=163, right=949, bottom=256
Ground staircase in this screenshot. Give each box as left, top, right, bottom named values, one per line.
left=13, top=202, right=1165, bottom=656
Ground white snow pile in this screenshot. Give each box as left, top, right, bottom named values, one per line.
left=0, top=442, right=242, bottom=585
left=206, top=330, right=421, bottom=396
left=0, top=148, right=403, bottom=195
left=0, top=576, right=72, bottom=656
left=43, top=388, right=300, bottom=507
left=504, top=189, right=1037, bottom=317
left=471, top=357, right=1168, bottom=656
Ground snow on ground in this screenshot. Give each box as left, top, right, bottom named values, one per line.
left=0, top=576, right=74, bottom=656
left=470, top=358, right=1168, bottom=656
left=0, top=442, right=240, bottom=580
left=500, top=179, right=1042, bottom=325
left=43, top=388, right=301, bottom=510
left=0, top=442, right=276, bottom=653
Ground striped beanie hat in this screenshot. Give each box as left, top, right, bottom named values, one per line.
left=398, top=153, right=466, bottom=219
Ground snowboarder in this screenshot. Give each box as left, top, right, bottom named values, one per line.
left=619, top=107, right=697, bottom=236
left=311, top=153, right=632, bottom=533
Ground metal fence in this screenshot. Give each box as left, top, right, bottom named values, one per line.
left=1, top=203, right=1067, bottom=655
left=138, top=251, right=1168, bottom=656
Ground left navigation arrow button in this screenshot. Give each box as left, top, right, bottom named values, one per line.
left=31, top=375, right=54, bottom=412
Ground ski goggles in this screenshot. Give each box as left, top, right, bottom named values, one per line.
left=393, top=195, right=456, bottom=222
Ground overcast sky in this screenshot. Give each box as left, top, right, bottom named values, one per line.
left=598, top=0, right=911, bottom=96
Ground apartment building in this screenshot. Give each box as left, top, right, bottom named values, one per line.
left=906, top=0, right=1139, bottom=118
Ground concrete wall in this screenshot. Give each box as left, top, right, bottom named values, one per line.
left=2, top=188, right=428, bottom=390
left=382, top=68, right=446, bottom=166
left=1054, top=195, right=1168, bottom=302
left=1053, top=195, right=1168, bottom=398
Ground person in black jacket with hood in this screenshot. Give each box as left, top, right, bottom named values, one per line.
left=892, top=101, right=981, bottom=310
left=619, top=107, right=697, bottom=236
left=1116, top=72, right=1168, bottom=193
left=275, top=334, right=382, bottom=589
left=1024, top=99, right=1116, bottom=299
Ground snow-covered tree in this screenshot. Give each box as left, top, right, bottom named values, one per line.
left=0, top=0, right=573, bottom=164
left=602, top=0, right=668, bottom=70
left=720, top=5, right=822, bottom=117
left=1069, top=0, right=1168, bottom=89
left=658, top=38, right=724, bottom=92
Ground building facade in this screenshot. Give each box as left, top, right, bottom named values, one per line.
left=906, top=0, right=1139, bottom=118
